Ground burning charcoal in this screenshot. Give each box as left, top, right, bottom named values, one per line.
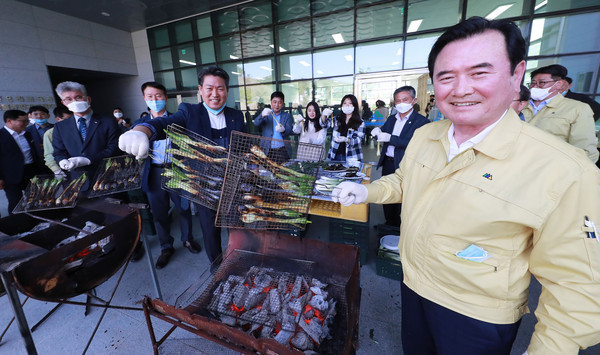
left=310, top=286, right=328, bottom=299
left=260, top=317, right=276, bottom=338
left=274, top=310, right=295, bottom=345
left=304, top=307, right=314, bottom=319
left=244, top=287, right=266, bottom=310
left=311, top=278, right=327, bottom=289
left=220, top=315, right=237, bottom=326
left=290, top=330, right=314, bottom=351
left=299, top=314, right=324, bottom=344
left=308, top=294, right=328, bottom=313
left=288, top=294, right=308, bottom=315
left=239, top=306, right=261, bottom=326
left=254, top=272, right=273, bottom=289
left=248, top=307, right=269, bottom=333
left=232, top=283, right=249, bottom=309
left=268, top=289, right=281, bottom=314
left=291, top=275, right=304, bottom=298
left=277, top=275, right=288, bottom=294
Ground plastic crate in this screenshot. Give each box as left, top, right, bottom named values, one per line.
left=376, top=246, right=403, bottom=281
left=328, top=218, right=369, bottom=265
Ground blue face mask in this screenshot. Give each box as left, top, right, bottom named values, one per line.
left=145, top=100, right=166, bottom=113
left=34, top=118, right=48, bottom=125
left=203, top=102, right=226, bottom=115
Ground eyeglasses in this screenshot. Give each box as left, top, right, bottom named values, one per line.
left=528, top=80, right=557, bottom=88
left=62, top=95, right=87, bottom=104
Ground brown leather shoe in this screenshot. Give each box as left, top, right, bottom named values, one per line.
left=155, top=247, right=174, bottom=269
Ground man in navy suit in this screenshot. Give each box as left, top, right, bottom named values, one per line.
left=371, top=86, right=429, bottom=227
left=0, top=110, right=45, bottom=214
left=25, top=105, right=53, bottom=173
left=119, top=66, right=246, bottom=271
left=52, top=81, right=120, bottom=185
left=253, top=91, right=294, bottom=163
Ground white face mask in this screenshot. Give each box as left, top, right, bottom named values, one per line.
left=341, top=106, right=354, bottom=114
left=529, top=82, right=557, bottom=101
left=395, top=102, right=413, bottom=114
left=114, top=112, right=123, bottom=118
left=66, top=100, right=90, bottom=113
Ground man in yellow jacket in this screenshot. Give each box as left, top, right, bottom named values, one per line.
left=522, top=64, right=598, bottom=163
left=333, top=17, right=600, bottom=355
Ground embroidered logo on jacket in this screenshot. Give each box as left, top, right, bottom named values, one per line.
left=482, top=173, right=492, bottom=180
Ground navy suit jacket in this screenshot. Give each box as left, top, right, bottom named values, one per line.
left=26, top=123, right=53, bottom=166
left=0, top=127, right=44, bottom=184
left=377, top=111, right=429, bottom=169
left=140, top=103, right=246, bottom=192
left=52, top=112, right=120, bottom=177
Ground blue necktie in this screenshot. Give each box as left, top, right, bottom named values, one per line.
left=79, top=117, right=87, bottom=141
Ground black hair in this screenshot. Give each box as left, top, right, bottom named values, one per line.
left=198, top=66, right=230, bottom=89
left=28, top=105, right=49, bottom=114
left=565, top=77, right=573, bottom=85
left=113, top=107, right=123, bottom=112
left=141, top=81, right=167, bottom=96
left=4, top=109, right=27, bottom=122
left=428, top=16, right=526, bottom=81
left=518, top=85, right=531, bottom=101
left=393, top=86, right=417, bottom=99
left=375, top=100, right=385, bottom=108
left=304, top=101, right=323, bottom=132
left=271, top=91, right=285, bottom=101
left=337, top=94, right=362, bottom=130
left=53, top=105, right=72, bottom=118
left=530, top=64, right=567, bottom=80
left=140, top=111, right=149, bottom=118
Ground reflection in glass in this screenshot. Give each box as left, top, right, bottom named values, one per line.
left=226, top=86, right=246, bottom=111
left=151, top=49, right=173, bottom=71
left=534, top=0, right=599, bottom=14
left=356, top=1, right=404, bottom=41
left=175, top=45, right=196, bottom=67
left=313, top=46, right=354, bottom=78
left=356, top=39, right=403, bottom=73
left=276, top=20, right=311, bottom=51
left=246, top=84, right=277, bottom=109
left=314, top=76, right=354, bottom=107
left=242, top=28, right=274, bottom=57
left=221, top=62, right=245, bottom=87
left=407, top=0, right=459, bottom=33
left=216, top=34, right=242, bottom=62
left=182, top=95, right=198, bottom=105
left=155, top=71, right=177, bottom=91
left=240, top=1, right=272, bottom=30
left=196, top=16, right=213, bottom=39
left=148, top=27, right=169, bottom=48
left=216, top=9, right=239, bottom=34
left=466, top=0, right=528, bottom=19
left=525, top=54, right=600, bottom=93
left=404, top=33, right=440, bottom=69
left=166, top=97, right=180, bottom=114
left=174, top=21, right=193, bottom=43
left=199, top=40, right=216, bottom=64
left=279, top=52, right=313, bottom=80
left=528, top=13, right=600, bottom=57
left=276, top=0, right=310, bottom=22
left=180, top=68, right=199, bottom=89
left=357, top=0, right=388, bottom=4
left=313, top=10, right=354, bottom=47
left=244, top=58, right=275, bottom=84
left=313, top=0, right=353, bottom=15
left=281, top=81, right=313, bottom=108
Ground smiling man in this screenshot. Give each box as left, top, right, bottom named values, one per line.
left=119, top=66, right=246, bottom=271
left=332, top=17, right=600, bottom=354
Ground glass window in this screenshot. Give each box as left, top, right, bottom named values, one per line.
left=466, top=0, right=529, bottom=19
left=216, top=34, right=242, bottom=62
left=182, top=95, right=199, bottom=105
left=525, top=54, right=600, bottom=93
left=196, top=16, right=213, bottom=39
left=226, top=86, right=246, bottom=111
left=180, top=68, right=198, bottom=89
left=242, top=27, right=274, bottom=57
left=404, top=33, right=441, bottom=69
left=148, top=26, right=169, bottom=49
left=155, top=71, right=176, bottom=91
left=221, top=62, right=245, bottom=87
left=407, top=0, right=460, bottom=33
left=166, top=97, right=180, bottom=114
left=174, top=21, right=193, bottom=43
left=151, top=49, right=173, bottom=71
left=276, top=20, right=311, bottom=52
left=356, top=1, right=404, bottom=41
left=275, top=0, right=310, bottom=22
left=312, top=0, right=353, bottom=15
left=240, top=1, right=272, bottom=30
left=534, top=0, right=599, bottom=14
left=313, top=10, right=354, bottom=47
left=313, top=46, right=354, bottom=78
left=314, top=76, right=354, bottom=107
left=279, top=52, right=313, bottom=80
left=281, top=80, right=313, bottom=108
left=175, top=45, right=196, bottom=67
left=244, top=58, right=275, bottom=83
left=246, top=84, right=277, bottom=109
left=528, top=13, right=600, bottom=57
left=357, top=0, right=388, bottom=4
left=198, top=40, right=216, bottom=64
left=216, top=9, right=239, bottom=34
left=356, top=39, right=403, bottom=73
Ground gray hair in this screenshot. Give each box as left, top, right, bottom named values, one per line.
left=393, top=86, right=416, bottom=99
left=55, top=81, right=87, bottom=97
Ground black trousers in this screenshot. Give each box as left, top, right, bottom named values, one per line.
left=195, top=203, right=222, bottom=264
left=5, top=164, right=37, bottom=214
left=382, top=156, right=401, bottom=227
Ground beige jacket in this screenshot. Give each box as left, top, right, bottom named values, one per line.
left=523, top=94, right=598, bottom=163
left=366, top=111, right=600, bottom=354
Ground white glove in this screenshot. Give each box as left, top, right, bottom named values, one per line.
left=59, top=159, right=74, bottom=170
left=119, top=130, right=150, bottom=160
left=261, top=108, right=272, bottom=117
left=331, top=181, right=368, bottom=206
left=371, top=127, right=382, bottom=137
left=377, top=132, right=391, bottom=142
left=295, top=114, right=304, bottom=124
left=322, top=108, right=333, bottom=117
left=67, top=156, right=91, bottom=169
left=53, top=170, right=67, bottom=179
left=334, top=136, right=348, bottom=143
left=275, top=123, right=285, bottom=133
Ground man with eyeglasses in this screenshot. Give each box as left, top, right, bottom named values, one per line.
left=52, top=81, right=120, bottom=186
left=522, top=64, right=598, bottom=163
left=0, top=110, right=45, bottom=214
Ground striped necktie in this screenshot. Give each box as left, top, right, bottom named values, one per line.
left=78, top=117, right=87, bottom=141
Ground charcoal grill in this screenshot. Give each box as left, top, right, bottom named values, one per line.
left=143, top=229, right=361, bottom=354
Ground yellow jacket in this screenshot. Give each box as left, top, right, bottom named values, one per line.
left=523, top=94, right=598, bottom=163
left=366, top=111, right=600, bottom=354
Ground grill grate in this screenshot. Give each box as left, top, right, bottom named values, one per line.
left=13, top=174, right=87, bottom=213
left=216, top=131, right=322, bottom=230
left=160, top=124, right=228, bottom=211
left=88, top=155, right=142, bottom=197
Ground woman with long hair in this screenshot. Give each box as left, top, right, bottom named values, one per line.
left=293, top=101, right=333, bottom=160
left=327, top=94, right=365, bottom=162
